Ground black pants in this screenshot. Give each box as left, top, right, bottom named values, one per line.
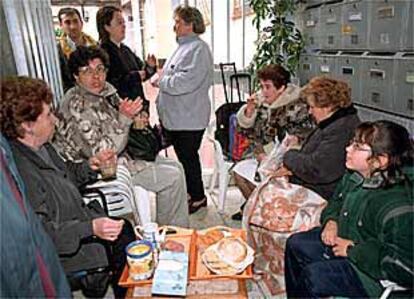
left=166, top=129, right=205, bottom=201
left=284, top=227, right=368, bottom=298
left=68, top=219, right=135, bottom=299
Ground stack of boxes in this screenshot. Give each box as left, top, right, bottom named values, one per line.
left=297, top=0, right=414, bottom=122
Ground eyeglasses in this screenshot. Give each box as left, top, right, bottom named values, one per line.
left=78, top=65, right=107, bottom=76
left=348, top=139, right=372, bottom=152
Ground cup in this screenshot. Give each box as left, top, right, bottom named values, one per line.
left=134, top=222, right=165, bottom=248
left=126, top=240, right=154, bottom=280
left=100, top=158, right=117, bottom=181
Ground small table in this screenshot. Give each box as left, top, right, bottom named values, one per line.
left=120, top=226, right=252, bottom=298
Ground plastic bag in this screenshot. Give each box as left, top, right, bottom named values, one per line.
left=257, top=134, right=290, bottom=178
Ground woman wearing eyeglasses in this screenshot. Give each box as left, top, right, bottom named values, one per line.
left=284, top=120, right=414, bottom=298
left=54, top=46, right=189, bottom=229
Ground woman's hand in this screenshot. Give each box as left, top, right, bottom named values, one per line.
left=321, top=220, right=338, bottom=246
left=273, top=165, right=293, bottom=177
left=256, top=153, right=267, bottom=163
left=245, top=95, right=257, bottom=118
left=89, top=149, right=117, bottom=171
left=92, top=217, right=124, bottom=241
left=285, top=135, right=300, bottom=148
left=332, top=237, right=354, bottom=257
left=119, top=98, right=143, bottom=119
left=146, top=54, right=157, bottom=68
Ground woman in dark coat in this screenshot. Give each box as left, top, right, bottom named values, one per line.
left=0, top=76, right=134, bottom=298
left=96, top=6, right=156, bottom=112
left=274, top=76, right=361, bottom=200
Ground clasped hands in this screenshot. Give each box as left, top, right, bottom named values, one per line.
left=321, top=220, right=354, bottom=257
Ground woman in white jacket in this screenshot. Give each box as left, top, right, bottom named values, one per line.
left=155, top=5, right=214, bottom=214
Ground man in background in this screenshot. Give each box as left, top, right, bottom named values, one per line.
left=57, top=7, right=97, bottom=91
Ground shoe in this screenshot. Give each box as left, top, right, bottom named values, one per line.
left=231, top=211, right=243, bottom=221
left=189, top=197, right=207, bottom=214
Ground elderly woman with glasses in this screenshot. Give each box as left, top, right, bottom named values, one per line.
left=284, top=120, right=414, bottom=298
left=54, top=46, right=190, bottom=228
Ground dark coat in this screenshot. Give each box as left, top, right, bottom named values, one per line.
left=1, top=135, right=71, bottom=298
left=10, top=140, right=108, bottom=274
left=284, top=105, right=360, bottom=199
left=100, top=40, right=156, bottom=112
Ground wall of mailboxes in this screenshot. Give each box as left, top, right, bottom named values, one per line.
left=296, top=0, right=414, bottom=131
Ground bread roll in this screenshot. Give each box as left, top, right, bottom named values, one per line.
left=217, top=238, right=247, bottom=264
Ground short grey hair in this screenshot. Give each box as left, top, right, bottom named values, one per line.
left=174, top=5, right=206, bottom=34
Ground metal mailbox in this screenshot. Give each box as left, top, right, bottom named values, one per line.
left=361, top=52, right=397, bottom=112
left=341, top=0, right=371, bottom=50
left=314, top=51, right=339, bottom=78
left=298, top=53, right=318, bottom=85
left=335, top=51, right=365, bottom=104
left=393, top=53, right=414, bottom=118
left=369, top=0, right=411, bottom=51
left=320, top=1, right=343, bottom=49
left=301, top=5, right=322, bottom=51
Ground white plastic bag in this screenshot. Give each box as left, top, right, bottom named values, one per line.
left=257, top=135, right=290, bottom=179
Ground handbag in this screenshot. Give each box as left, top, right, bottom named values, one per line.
left=127, top=126, right=161, bottom=161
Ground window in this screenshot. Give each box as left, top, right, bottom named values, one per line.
left=232, top=0, right=253, bottom=20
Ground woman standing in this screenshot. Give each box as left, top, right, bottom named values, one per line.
left=154, top=5, right=213, bottom=213
left=285, top=120, right=413, bottom=298
left=97, top=6, right=156, bottom=112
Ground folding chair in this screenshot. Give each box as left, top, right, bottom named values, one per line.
left=380, top=280, right=409, bottom=299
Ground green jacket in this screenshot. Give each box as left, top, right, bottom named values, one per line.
left=321, top=168, right=414, bottom=297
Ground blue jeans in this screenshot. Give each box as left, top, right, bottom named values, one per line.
left=284, top=227, right=368, bottom=298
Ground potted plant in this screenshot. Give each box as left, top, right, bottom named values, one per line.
left=248, top=0, right=304, bottom=86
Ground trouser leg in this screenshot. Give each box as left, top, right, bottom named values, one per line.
left=234, top=172, right=256, bottom=204
left=168, top=129, right=205, bottom=201
left=285, top=227, right=328, bottom=298
left=131, top=158, right=189, bottom=227
left=285, top=227, right=367, bottom=298
left=297, top=259, right=368, bottom=298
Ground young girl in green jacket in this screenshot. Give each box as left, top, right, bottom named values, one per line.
left=284, top=120, right=413, bottom=298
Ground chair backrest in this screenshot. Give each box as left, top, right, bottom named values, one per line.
left=82, top=164, right=138, bottom=222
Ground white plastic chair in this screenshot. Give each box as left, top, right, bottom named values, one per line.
left=206, top=120, right=235, bottom=213
left=82, top=164, right=150, bottom=225
left=379, top=280, right=408, bottom=299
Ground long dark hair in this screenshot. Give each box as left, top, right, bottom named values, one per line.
left=96, top=6, right=121, bottom=42
left=353, top=120, right=413, bottom=186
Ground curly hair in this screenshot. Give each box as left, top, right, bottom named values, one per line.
left=257, top=64, right=291, bottom=89
left=300, top=76, right=351, bottom=111
left=174, top=5, right=206, bottom=34
left=353, top=120, right=413, bottom=186
left=68, top=45, right=109, bottom=76
left=0, top=76, right=53, bottom=139
left=96, top=6, right=122, bottom=42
